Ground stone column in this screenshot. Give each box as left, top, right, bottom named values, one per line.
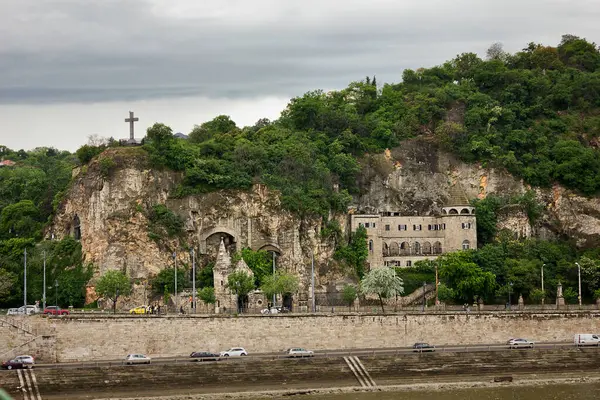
left=518, top=294, right=524, bottom=310
left=556, top=282, right=565, bottom=310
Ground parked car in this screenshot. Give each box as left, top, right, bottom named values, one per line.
left=125, top=354, right=151, bottom=365
left=43, top=306, right=69, bottom=316
left=7, top=308, right=21, bottom=316
left=129, top=306, right=147, bottom=315
left=1, top=359, right=29, bottom=370
left=412, top=343, right=436, bottom=352
left=220, top=347, right=248, bottom=357
left=261, top=308, right=279, bottom=315
left=13, top=355, right=34, bottom=365
left=574, top=334, right=600, bottom=346
left=286, top=348, right=314, bottom=357
left=507, top=338, right=534, bottom=348
left=190, top=351, right=220, bottom=361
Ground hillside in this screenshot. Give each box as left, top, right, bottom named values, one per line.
left=2, top=34, right=600, bottom=309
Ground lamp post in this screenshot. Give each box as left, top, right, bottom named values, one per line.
left=422, top=281, right=426, bottom=312
left=541, top=263, right=545, bottom=306
left=42, top=251, right=46, bottom=310
left=435, top=263, right=439, bottom=306
left=508, top=282, right=513, bottom=310
left=576, top=262, right=582, bottom=307
left=191, top=248, right=196, bottom=314
left=54, top=280, right=59, bottom=307
left=173, top=252, right=178, bottom=313
left=24, top=248, right=27, bottom=307
left=272, top=252, right=276, bottom=308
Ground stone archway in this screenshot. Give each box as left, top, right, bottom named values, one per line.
left=199, top=227, right=238, bottom=254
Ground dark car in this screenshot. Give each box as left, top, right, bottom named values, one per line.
left=412, top=342, right=436, bottom=352
left=1, top=359, right=29, bottom=370
left=190, top=351, right=220, bottom=361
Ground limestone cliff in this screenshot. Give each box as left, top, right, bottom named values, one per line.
left=50, top=141, right=600, bottom=306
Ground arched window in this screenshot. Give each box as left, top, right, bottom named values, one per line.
left=461, top=208, right=470, bottom=214
left=433, top=241, right=442, bottom=254
left=382, top=242, right=389, bottom=257
left=422, top=242, right=432, bottom=254
left=389, top=242, right=400, bottom=256
left=414, top=242, right=421, bottom=255
left=400, top=242, right=410, bottom=255
left=462, top=240, right=470, bottom=250
left=449, top=208, right=458, bottom=215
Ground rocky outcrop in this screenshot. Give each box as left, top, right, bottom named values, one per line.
left=50, top=141, right=600, bottom=305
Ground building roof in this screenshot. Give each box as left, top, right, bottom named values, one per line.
left=445, top=184, right=470, bottom=206
left=0, top=160, right=16, bottom=167
left=174, top=132, right=189, bottom=139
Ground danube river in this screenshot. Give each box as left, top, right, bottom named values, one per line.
left=267, top=383, right=600, bottom=400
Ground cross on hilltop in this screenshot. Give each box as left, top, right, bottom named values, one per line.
left=121, top=111, right=141, bottom=146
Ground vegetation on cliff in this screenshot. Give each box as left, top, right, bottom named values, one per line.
left=2, top=34, right=600, bottom=308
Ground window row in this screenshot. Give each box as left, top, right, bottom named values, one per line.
left=461, top=222, right=473, bottom=229
left=383, top=223, right=447, bottom=231
left=378, top=241, right=443, bottom=256
left=384, top=260, right=413, bottom=267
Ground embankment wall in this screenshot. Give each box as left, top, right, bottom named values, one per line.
left=3, top=312, right=600, bottom=362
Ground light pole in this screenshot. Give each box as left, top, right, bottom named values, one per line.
left=54, top=279, right=59, bottom=307
left=43, top=251, right=46, bottom=310
left=508, top=282, right=513, bottom=310
left=541, top=263, right=545, bottom=306
left=24, top=248, right=27, bottom=307
left=435, top=263, right=439, bottom=306
left=311, top=252, right=315, bottom=313
left=272, top=252, right=276, bottom=308
left=191, top=248, right=196, bottom=314
left=576, top=262, right=582, bottom=307
left=422, top=281, right=426, bottom=312
left=173, top=252, right=178, bottom=313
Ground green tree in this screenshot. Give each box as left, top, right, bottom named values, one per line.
left=227, top=271, right=255, bottom=313
left=146, top=123, right=174, bottom=145
left=150, top=268, right=188, bottom=294
left=563, top=287, right=578, bottom=304
left=0, top=200, right=42, bottom=240
left=232, top=248, right=272, bottom=287
left=0, top=269, right=17, bottom=304
left=437, top=283, right=455, bottom=304
left=341, top=284, right=358, bottom=311
left=261, top=271, right=299, bottom=304
left=198, top=287, right=216, bottom=309
left=438, top=252, right=496, bottom=303
left=335, top=225, right=369, bottom=278
left=529, top=288, right=546, bottom=304
left=189, top=115, right=238, bottom=143
left=360, top=267, right=404, bottom=313
left=95, top=270, right=131, bottom=314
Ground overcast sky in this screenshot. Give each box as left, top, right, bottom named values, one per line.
left=1, top=0, right=599, bottom=152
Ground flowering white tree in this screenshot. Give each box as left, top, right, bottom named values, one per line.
left=360, top=267, right=404, bottom=313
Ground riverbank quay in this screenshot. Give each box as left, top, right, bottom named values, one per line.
left=3, top=311, right=600, bottom=363
left=1, top=348, right=600, bottom=399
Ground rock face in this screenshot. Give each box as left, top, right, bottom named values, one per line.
left=51, top=142, right=600, bottom=306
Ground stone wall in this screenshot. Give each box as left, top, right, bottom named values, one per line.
left=5, top=312, right=600, bottom=362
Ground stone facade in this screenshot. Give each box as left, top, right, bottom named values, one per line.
left=7, top=313, right=600, bottom=362
left=351, top=186, right=477, bottom=268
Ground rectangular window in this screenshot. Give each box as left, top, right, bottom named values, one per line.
left=443, top=223, right=446, bottom=230
left=373, top=223, right=376, bottom=228
left=413, top=224, right=421, bottom=231
left=385, top=224, right=390, bottom=231
left=428, top=224, right=432, bottom=231
left=365, top=223, right=370, bottom=228
left=406, top=260, right=412, bottom=267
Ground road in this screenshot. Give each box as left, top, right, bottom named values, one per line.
left=18, top=341, right=588, bottom=370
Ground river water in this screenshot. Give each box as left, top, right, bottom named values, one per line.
left=267, top=383, right=600, bottom=400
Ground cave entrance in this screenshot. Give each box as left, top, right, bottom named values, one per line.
left=282, top=293, right=293, bottom=312
left=72, top=215, right=81, bottom=241
left=205, top=232, right=236, bottom=260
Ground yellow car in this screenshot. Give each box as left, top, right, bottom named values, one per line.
left=129, top=306, right=147, bottom=315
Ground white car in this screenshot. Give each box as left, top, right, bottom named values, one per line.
left=286, top=348, right=314, bottom=358
left=14, top=355, right=34, bottom=365
left=220, top=347, right=248, bottom=357
left=261, top=308, right=279, bottom=315
left=125, top=354, right=151, bottom=364
left=507, top=338, right=534, bottom=348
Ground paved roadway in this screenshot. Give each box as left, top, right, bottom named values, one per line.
left=13, top=341, right=589, bottom=370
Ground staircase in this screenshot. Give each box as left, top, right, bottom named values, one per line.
left=400, top=284, right=436, bottom=306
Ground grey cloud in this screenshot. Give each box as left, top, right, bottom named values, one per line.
left=0, top=0, right=599, bottom=104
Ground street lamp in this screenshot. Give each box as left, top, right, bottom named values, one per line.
left=575, top=262, right=582, bottom=307
left=422, top=281, right=426, bottom=312
left=54, top=279, right=59, bottom=307
left=507, top=282, right=513, bottom=310
left=541, top=263, right=545, bottom=306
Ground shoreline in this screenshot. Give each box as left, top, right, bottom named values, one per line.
left=96, top=372, right=600, bottom=400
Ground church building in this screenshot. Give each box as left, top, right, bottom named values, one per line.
left=350, top=185, right=477, bottom=269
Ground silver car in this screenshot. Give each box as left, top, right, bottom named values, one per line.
left=125, top=354, right=151, bottom=364
left=507, top=338, right=534, bottom=348
left=286, top=348, right=314, bottom=358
